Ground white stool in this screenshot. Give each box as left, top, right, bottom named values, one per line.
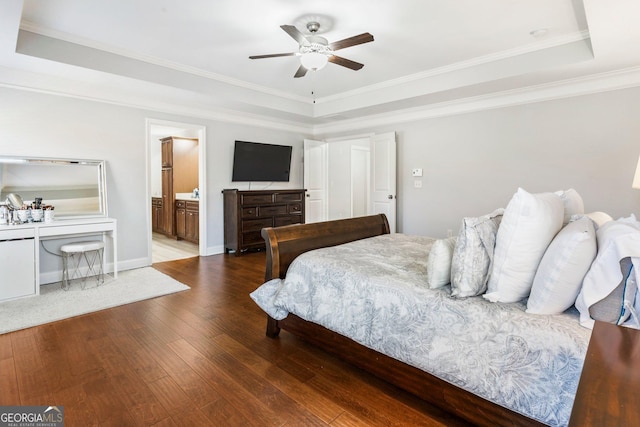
left=61, top=240, right=105, bottom=290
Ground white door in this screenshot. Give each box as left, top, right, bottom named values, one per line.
left=371, top=132, right=397, bottom=233
left=351, top=145, right=370, bottom=217
left=303, top=139, right=328, bottom=223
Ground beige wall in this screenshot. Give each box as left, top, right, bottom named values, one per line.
left=321, top=87, right=640, bottom=237
left=0, top=86, right=308, bottom=271
left=2, top=83, right=640, bottom=268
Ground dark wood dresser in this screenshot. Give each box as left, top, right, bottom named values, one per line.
left=223, top=189, right=306, bottom=254
left=569, top=321, right=640, bottom=426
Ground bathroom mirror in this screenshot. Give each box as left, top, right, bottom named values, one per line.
left=0, top=156, right=107, bottom=219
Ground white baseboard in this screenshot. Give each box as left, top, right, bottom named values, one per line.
left=39, top=257, right=151, bottom=285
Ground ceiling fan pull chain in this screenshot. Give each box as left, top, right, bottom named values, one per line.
left=311, top=71, right=317, bottom=104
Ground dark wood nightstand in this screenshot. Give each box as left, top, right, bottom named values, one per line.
left=569, top=321, right=640, bottom=426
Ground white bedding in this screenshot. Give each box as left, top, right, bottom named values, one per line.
left=251, top=233, right=591, bottom=426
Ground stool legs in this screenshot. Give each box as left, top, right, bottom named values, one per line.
left=61, top=247, right=105, bottom=290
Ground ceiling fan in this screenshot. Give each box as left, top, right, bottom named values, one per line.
left=249, top=22, right=374, bottom=78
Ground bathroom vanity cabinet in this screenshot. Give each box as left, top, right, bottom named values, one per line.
left=175, top=199, right=199, bottom=243
left=151, top=197, right=163, bottom=233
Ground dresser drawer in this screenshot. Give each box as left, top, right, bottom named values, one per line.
left=274, top=216, right=302, bottom=227
left=241, top=194, right=273, bottom=205
left=275, top=192, right=303, bottom=203
left=242, top=207, right=258, bottom=218
left=241, top=231, right=265, bottom=246
left=258, top=205, right=287, bottom=216
left=242, top=218, right=273, bottom=232
left=175, top=200, right=186, bottom=208
left=288, top=203, right=302, bottom=214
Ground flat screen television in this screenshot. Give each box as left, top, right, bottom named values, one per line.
left=232, top=141, right=292, bottom=182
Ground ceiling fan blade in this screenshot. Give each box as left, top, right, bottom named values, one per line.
left=294, top=64, right=308, bottom=78
left=329, top=33, right=374, bottom=51
left=249, top=52, right=297, bottom=59
left=328, top=55, right=364, bottom=71
left=281, top=25, right=310, bottom=46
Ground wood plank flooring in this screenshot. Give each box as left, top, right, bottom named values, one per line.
left=0, top=252, right=470, bottom=426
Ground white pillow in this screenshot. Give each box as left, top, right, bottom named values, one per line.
left=484, top=188, right=564, bottom=303
left=585, top=211, right=613, bottom=227
left=426, top=237, right=457, bottom=289
left=450, top=209, right=503, bottom=298
left=575, top=216, right=640, bottom=328
left=555, top=188, right=584, bottom=225
left=526, top=217, right=597, bottom=314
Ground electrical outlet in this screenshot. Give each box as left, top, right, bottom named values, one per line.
left=414, top=180, right=422, bottom=188
left=412, top=168, right=423, bottom=177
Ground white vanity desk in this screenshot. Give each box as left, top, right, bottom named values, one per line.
left=0, top=217, right=117, bottom=302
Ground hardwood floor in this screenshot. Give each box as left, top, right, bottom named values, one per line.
left=0, top=253, right=470, bottom=426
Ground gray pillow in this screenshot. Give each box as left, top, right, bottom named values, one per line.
left=450, top=209, right=504, bottom=298
left=589, top=257, right=637, bottom=323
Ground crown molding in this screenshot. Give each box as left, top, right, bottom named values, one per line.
left=20, top=20, right=592, bottom=118
left=19, top=20, right=312, bottom=105
left=0, top=78, right=313, bottom=134
left=315, top=30, right=591, bottom=105
left=3, top=64, right=639, bottom=138
left=312, top=65, right=640, bottom=135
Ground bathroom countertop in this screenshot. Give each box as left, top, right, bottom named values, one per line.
left=175, top=193, right=200, bottom=201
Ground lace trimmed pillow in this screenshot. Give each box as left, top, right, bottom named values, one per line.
left=450, top=208, right=504, bottom=298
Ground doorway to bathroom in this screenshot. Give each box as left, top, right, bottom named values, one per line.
left=146, top=119, right=206, bottom=263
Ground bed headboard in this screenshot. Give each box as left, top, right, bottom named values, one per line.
left=261, top=213, right=390, bottom=281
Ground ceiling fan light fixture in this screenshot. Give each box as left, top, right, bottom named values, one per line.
left=300, top=51, right=328, bottom=70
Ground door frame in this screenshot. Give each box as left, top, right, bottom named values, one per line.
left=318, top=132, right=396, bottom=230
left=303, top=138, right=328, bottom=223
left=145, top=118, right=207, bottom=263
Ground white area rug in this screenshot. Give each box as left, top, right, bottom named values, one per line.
left=0, top=267, right=190, bottom=334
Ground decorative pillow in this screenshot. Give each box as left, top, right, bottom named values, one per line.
left=484, top=188, right=564, bottom=303
left=585, top=211, right=614, bottom=227
left=450, top=209, right=504, bottom=298
left=555, top=188, right=584, bottom=225
left=575, top=216, right=640, bottom=328
left=526, top=216, right=597, bottom=315
left=426, top=237, right=457, bottom=289
left=588, top=257, right=637, bottom=323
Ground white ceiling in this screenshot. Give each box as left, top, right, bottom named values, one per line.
left=1, top=0, right=640, bottom=132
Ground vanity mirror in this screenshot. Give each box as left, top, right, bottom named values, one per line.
left=0, top=156, right=107, bottom=219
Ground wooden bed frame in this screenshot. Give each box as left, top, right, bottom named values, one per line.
left=261, top=214, right=544, bottom=427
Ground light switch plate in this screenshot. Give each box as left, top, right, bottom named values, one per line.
left=412, top=168, right=423, bottom=177
left=414, top=180, right=422, bottom=188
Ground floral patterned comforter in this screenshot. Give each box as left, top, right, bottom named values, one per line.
left=250, top=234, right=590, bottom=426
